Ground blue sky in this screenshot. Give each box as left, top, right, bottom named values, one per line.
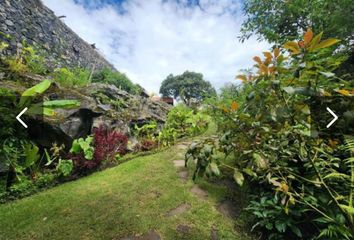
left=43, top=0, right=269, bottom=93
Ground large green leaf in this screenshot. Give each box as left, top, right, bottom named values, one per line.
left=43, top=100, right=80, bottom=109
left=233, top=169, right=244, bottom=186
left=20, top=79, right=51, bottom=107
left=23, top=144, right=40, bottom=168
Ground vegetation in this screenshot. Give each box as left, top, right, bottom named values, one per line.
left=159, top=71, right=216, bottom=107
left=92, top=67, right=139, bottom=94
left=240, top=0, right=354, bottom=46
left=189, top=29, right=354, bottom=239
left=0, top=143, right=250, bottom=239
left=52, top=67, right=91, bottom=88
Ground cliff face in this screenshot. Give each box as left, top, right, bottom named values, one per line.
left=0, top=0, right=114, bottom=70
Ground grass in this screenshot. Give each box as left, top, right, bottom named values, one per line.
left=0, top=140, right=251, bottom=240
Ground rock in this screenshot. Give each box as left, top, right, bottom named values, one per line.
left=0, top=77, right=171, bottom=150
left=165, top=203, right=191, bottom=217
left=120, top=230, right=161, bottom=240
left=190, top=185, right=208, bottom=199
left=5, top=20, right=14, bottom=26
left=216, top=199, right=239, bottom=219
left=177, top=170, right=188, bottom=183
left=173, top=160, right=185, bottom=168
left=176, top=225, right=191, bottom=234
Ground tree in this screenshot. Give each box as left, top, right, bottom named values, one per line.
left=159, top=71, right=216, bottom=106
left=239, top=0, right=354, bottom=46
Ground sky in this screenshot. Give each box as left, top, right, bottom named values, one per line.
left=42, top=0, right=270, bottom=94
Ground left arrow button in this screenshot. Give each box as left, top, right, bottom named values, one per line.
left=16, top=107, right=28, bottom=128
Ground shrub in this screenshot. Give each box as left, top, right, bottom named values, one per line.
left=134, top=139, right=158, bottom=152
left=92, top=67, right=139, bottom=94
left=199, top=30, right=353, bottom=239
left=70, top=127, right=128, bottom=172
left=52, top=67, right=91, bottom=87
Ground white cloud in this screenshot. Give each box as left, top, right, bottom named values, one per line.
left=42, top=0, right=270, bottom=93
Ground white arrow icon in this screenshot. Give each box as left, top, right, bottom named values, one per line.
left=16, top=107, right=28, bottom=128
left=326, top=107, right=338, bottom=128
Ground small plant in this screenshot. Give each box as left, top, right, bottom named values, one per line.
left=52, top=67, right=91, bottom=87
left=56, top=159, right=73, bottom=177
left=70, top=136, right=94, bottom=160
left=134, top=121, right=158, bottom=140
left=134, top=139, right=158, bottom=152
left=185, top=139, right=220, bottom=180
left=92, top=67, right=139, bottom=94
left=158, top=127, right=177, bottom=147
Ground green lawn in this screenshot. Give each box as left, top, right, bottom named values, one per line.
left=0, top=141, right=250, bottom=240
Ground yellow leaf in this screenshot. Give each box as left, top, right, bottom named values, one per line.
left=263, top=51, right=272, bottom=60
left=304, top=28, right=313, bottom=45
left=337, top=89, right=351, bottom=96
left=281, top=182, right=289, bottom=193
left=253, top=56, right=262, bottom=65
left=308, top=32, right=323, bottom=50
left=313, top=38, right=340, bottom=50
left=273, top=48, right=280, bottom=58
left=259, top=64, right=268, bottom=74
left=231, top=101, right=238, bottom=111
left=283, top=41, right=300, bottom=54
left=222, top=107, right=229, bottom=113
left=235, top=74, right=247, bottom=82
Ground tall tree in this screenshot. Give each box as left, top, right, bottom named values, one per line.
left=240, top=0, right=354, bottom=46
left=159, top=71, right=216, bottom=106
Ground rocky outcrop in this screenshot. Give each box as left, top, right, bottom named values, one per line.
left=0, top=77, right=171, bottom=149
left=0, top=0, right=114, bottom=70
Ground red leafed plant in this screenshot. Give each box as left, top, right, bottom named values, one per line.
left=133, top=139, right=158, bottom=152
left=93, top=126, right=128, bottom=162
left=70, top=126, right=128, bottom=172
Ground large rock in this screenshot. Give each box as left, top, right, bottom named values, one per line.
left=0, top=77, right=171, bottom=149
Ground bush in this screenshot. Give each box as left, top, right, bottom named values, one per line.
left=200, top=30, right=354, bottom=239
left=134, top=139, right=158, bottom=152
left=92, top=67, right=139, bottom=94
left=70, top=126, right=128, bottom=172
left=52, top=67, right=91, bottom=87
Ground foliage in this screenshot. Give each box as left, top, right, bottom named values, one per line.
left=159, top=71, right=216, bottom=107
left=133, top=139, right=158, bottom=152
left=70, top=126, right=128, bottom=171
left=240, top=0, right=354, bottom=47
left=52, top=67, right=91, bottom=88
left=157, top=127, right=177, bottom=147
left=70, top=136, right=94, bottom=160
left=92, top=67, right=139, bottom=94
left=202, top=30, right=354, bottom=239
left=2, top=42, right=47, bottom=76
left=185, top=139, right=220, bottom=180
left=133, top=121, right=158, bottom=140
left=56, top=159, right=73, bottom=177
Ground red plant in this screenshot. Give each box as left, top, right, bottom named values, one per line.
left=134, top=139, right=158, bottom=152
left=93, top=126, right=128, bottom=162
left=70, top=126, right=128, bottom=172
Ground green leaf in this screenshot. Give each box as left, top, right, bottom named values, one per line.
left=319, top=71, right=335, bottom=78
left=56, top=159, right=73, bottom=177
left=209, top=162, right=220, bottom=176
left=20, top=80, right=51, bottom=107
left=340, top=204, right=354, bottom=215
left=323, top=172, right=349, bottom=180
left=233, top=169, right=244, bottom=186
left=308, top=32, right=323, bottom=51
left=43, top=100, right=80, bottom=109
left=290, top=225, right=302, bottom=238
left=313, top=39, right=340, bottom=51
left=23, top=144, right=40, bottom=168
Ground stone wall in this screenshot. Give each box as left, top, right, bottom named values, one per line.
left=0, top=0, right=115, bottom=70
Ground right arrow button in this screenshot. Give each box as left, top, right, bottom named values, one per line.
left=326, top=107, right=338, bottom=128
